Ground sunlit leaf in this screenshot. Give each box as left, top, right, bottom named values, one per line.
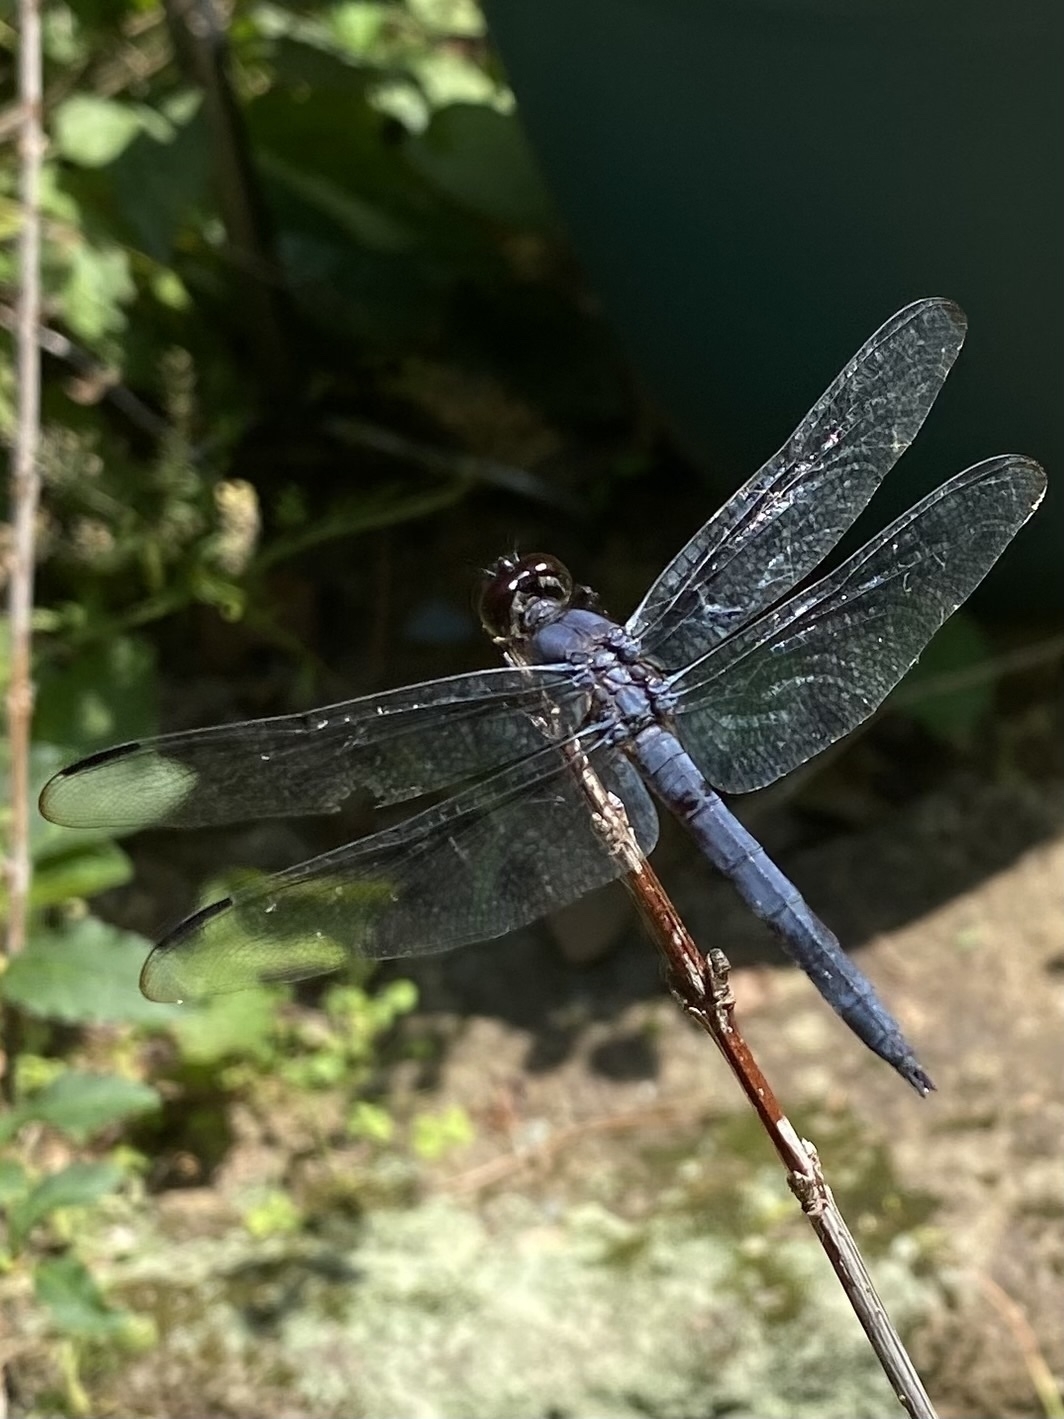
left=54, top=95, right=143, bottom=167
left=27, top=841, right=133, bottom=910
left=34, top=1255, right=132, bottom=1336
left=169, top=987, right=281, bottom=1065
left=61, top=241, right=135, bottom=342
left=9, top=1162, right=123, bottom=1251
left=410, top=1104, right=474, bottom=1160
left=412, top=48, right=498, bottom=110
left=406, top=0, right=484, bottom=38
left=0, top=1155, right=28, bottom=1193
left=19, top=1072, right=160, bottom=1142
left=242, top=1188, right=302, bottom=1239
left=346, top=1099, right=394, bottom=1142
left=329, top=1, right=390, bottom=54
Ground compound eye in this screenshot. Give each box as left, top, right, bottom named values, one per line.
left=477, top=561, right=520, bottom=642
left=524, top=554, right=573, bottom=605
left=478, top=554, right=573, bottom=643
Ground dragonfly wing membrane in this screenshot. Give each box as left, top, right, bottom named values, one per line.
left=140, top=738, right=659, bottom=1001
left=39, top=666, right=587, bottom=831
left=671, top=456, right=1046, bottom=793
left=627, top=298, right=968, bottom=667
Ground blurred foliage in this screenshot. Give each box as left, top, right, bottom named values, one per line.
left=409, top=1101, right=473, bottom=1160
left=0, top=620, right=438, bottom=1411
left=2, top=0, right=616, bottom=659
left=892, top=613, right=995, bottom=749
left=1, top=69, right=479, bottom=1358
left=0, top=582, right=433, bottom=1405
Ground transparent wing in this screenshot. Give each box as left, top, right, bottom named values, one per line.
left=139, top=738, right=660, bottom=1001
left=627, top=298, right=968, bottom=667
left=39, top=665, right=586, bottom=831
left=669, top=456, right=1045, bottom=794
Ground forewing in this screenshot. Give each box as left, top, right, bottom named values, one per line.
left=670, top=457, right=1045, bottom=793
left=627, top=299, right=968, bottom=667
left=39, top=666, right=586, bottom=831
left=139, top=738, right=659, bottom=1001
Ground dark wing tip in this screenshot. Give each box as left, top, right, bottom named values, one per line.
left=38, top=741, right=143, bottom=823
left=139, top=897, right=234, bottom=1002
left=66, top=741, right=144, bottom=773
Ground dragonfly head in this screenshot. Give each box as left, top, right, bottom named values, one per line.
left=478, top=552, right=577, bottom=649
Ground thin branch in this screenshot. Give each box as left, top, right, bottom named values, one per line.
left=889, top=632, right=1064, bottom=706
left=325, top=415, right=584, bottom=516
left=5, top=0, right=45, bottom=963
left=0, top=9, right=170, bottom=145
left=0, top=302, right=172, bottom=441
left=492, top=633, right=940, bottom=1412
left=626, top=851, right=939, bottom=1418
left=536, top=733, right=940, bottom=1416
left=162, top=0, right=294, bottom=398
left=978, top=1275, right=1064, bottom=1419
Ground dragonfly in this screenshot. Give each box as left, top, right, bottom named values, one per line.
left=40, top=299, right=1046, bottom=1094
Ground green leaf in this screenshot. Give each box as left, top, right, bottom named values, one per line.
left=406, top=104, right=555, bottom=229
left=0, top=920, right=177, bottom=1026
left=260, top=152, right=419, bottom=252
left=35, top=635, right=158, bottom=758
left=61, top=241, right=135, bottom=342
left=53, top=95, right=144, bottom=167
left=406, top=0, right=484, bottom=38
left=898, top=614, right=995, bottom=746
left=9, top=1162, right=123, bottom=1251
left=27, top=840, right=133, bottom=911
left=410, top=1104, right=474, bottom=1161
left=412, top=47, right=498, bottom=110
left=34, top=1255, right=132, bottom=1337
left=242, top=1188, right=302, bottom=1239
left=0, top=1110, right=21, bottom=1146
left=346, top=1099, right=394, bottom=1142
left=110, top=99, right=212, bottom=262
left=329, top=1, right=389, bottom=54
left=20, top=1072, right=160, bottom=1142
left=170, top=987, right=280, bottom=1066
left=0, top=1156, right=28, bottom=1201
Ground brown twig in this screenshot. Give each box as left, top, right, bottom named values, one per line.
left=628, top=855, right=937, bottom=1416
left=0, top=303, right=172, bottom=441
left=1, top=22, right=44, bottom=1419
left=325, top=415, right=584, bottom=515
left=0, top=10, right=170, bottom=146
left=4, top=0, right=44, bottom=965
left=516, top=728, right=940, bottom=1417
left=978, top=1275, right=1064, bottom=1419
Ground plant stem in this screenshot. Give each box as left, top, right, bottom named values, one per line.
left=5, top=0, right=44, bottom=966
